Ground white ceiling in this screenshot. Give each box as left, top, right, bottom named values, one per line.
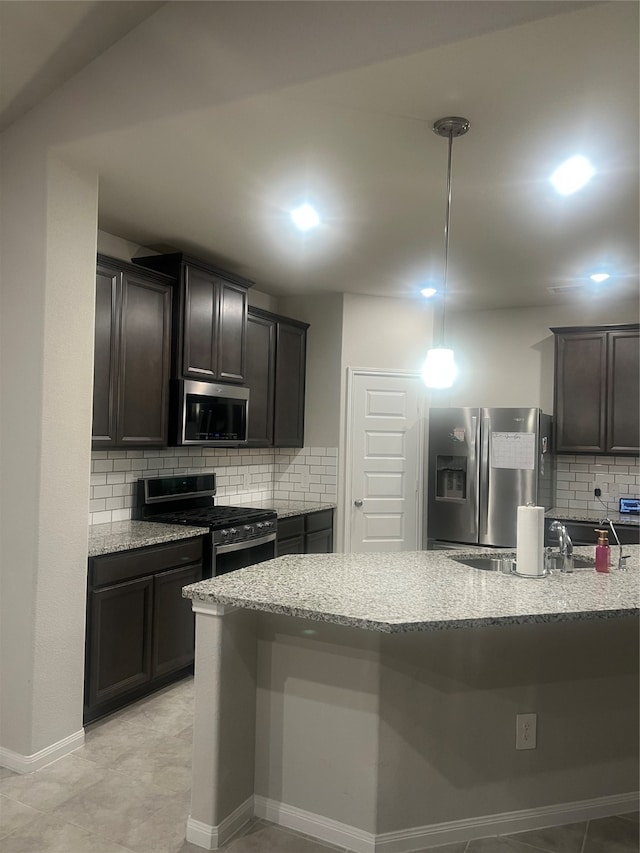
left=1, top=0, right=638, bottom=311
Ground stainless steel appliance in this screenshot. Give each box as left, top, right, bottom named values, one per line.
left=137, top=473, right=276, bottom=576
left=171, top=379, right=249, bottom=446
left=426, top=407, right=554, bottom=548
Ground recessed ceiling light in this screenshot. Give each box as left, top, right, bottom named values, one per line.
left=420, top=287, right=437, bottom=298
left=290, top=203, right=320, bottom=231
left=589, top=273, right=610, bottom=283
left=550, top=155, right=595, bottom=195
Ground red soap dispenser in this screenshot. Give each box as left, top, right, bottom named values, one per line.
left=594, top=529, right=610, bottom=573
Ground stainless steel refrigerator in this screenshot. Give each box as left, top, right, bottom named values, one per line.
left=426, top=407, right=554, bottom=548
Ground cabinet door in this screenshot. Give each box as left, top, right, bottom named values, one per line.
left=607, top=329, right=640, bottom=454
left=274, top=322, right=307, bottom=447
left=246, top=312, right=275, bottom=446
left=152, top=562, right=202, bottom=678
left=554, top=332, right=607, bottom=453
left=117, top=273, right=171, bottom=446
left=92, top=266, right=119, bottom=447
left=276, top=535, right=305, bottom=556
left=87, top=576, right=153, bottom=708
left=216, top=280, right=247, bottom=383
left=182, top=265, right=218, bottom=379
left=306, top=528, right=333, bottom=553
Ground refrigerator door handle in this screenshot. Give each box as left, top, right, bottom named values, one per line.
left=468, top=415, right=479, bottom=540
left=479, top=416, right=491, bottom=535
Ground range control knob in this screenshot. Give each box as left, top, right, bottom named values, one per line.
left=256, top=522, right=264, bottom=529
left=220, top=529, right=229, bottom=538
left=229, top=528, right=238, bottom=535
left=243, top=525, right=252, bottom=532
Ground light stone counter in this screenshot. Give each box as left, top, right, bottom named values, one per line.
left=226, top=498, right=336, bottom=519
left=183, top=545, right=639, bottom=633
left=88, top=520, right=208, bottom=557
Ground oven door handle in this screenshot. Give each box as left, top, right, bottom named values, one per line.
left=215, top=532, right=276, bottom=554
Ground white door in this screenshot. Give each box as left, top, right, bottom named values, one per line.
left=345, top=370, right=424, bottom=552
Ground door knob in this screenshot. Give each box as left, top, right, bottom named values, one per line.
left=354, top=499, right=363, bottom=507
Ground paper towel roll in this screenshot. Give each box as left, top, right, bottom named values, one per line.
left=516, top=505, right=545, bottom=576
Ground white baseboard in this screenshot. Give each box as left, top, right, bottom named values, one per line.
left=254, top=791, right=640, bottom=853
left=186, top=797, right=254, bottom=850
left=0, top=728, right=85, bottom=774
left=254, top=795, right=375, bottom=853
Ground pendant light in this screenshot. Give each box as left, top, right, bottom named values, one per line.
left=422, top=116, right=470, bottom=388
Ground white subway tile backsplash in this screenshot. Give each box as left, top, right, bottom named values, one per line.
left=93, top=485, right=113, bottom=499
left=91, top=510, right=112, bottom=525
left=555, top=454, right=639, bottom=515
left=89, top=445, right=338, bottom=524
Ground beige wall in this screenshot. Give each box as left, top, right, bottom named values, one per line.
left=1, top=138, right=98, bottom=759
left=253, top=612, right=638, bottom=840
left=341, top=292, right=433, bottom=373
left=441, top=300, right=640, bottom=411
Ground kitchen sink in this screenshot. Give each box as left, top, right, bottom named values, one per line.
left=450, top=554, right=596, bottom=573
left=450, top=555, right=515, bottom=573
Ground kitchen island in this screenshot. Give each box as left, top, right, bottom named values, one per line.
left=182, top=547, right=639, bottom=852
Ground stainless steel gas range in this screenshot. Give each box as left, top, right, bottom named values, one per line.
left=136, top=473, right=276, bottom=577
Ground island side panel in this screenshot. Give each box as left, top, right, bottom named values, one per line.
left=189, top=605, right=257, bottom=847
left=375, top=616, right=640, bottom=834
left=253, top=613, right=382, bottom=838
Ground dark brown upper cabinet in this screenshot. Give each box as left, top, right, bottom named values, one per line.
left=92, top=255, right=172, bottom=449
left=246, top=307, right=309, bottom=448
left=133, top=253, right=252, bottom=384
left=551, top=324, right=639, bottom=455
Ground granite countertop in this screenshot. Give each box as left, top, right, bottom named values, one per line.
left=89, top=520, right=208, bottom=557
left=227, top=499, right=336, bottom=519
left=546, top=507, right=640, bottom=527
left=183, top=545, right=639, bottom=634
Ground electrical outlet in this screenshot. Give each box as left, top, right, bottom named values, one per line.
left=516, top=713, right=537, bottom=750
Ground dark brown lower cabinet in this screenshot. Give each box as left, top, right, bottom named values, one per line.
left=276, top=509, right=334, bottom=555
left=85, top=537, right=204, bottom=723
left=87, top=576, right=154, bottom=709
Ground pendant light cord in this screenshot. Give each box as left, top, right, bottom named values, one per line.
left=441, top=128, right=454, bottom=348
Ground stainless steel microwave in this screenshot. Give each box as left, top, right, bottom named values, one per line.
left=172, top=379, right=249, bottom=446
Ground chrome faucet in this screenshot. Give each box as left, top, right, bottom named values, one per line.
left=548, top=520, right=574, bottom=572
left=601, top=517, right=630, bottom=571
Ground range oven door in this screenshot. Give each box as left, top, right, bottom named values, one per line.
left=213, top=533, right=276, bottom=576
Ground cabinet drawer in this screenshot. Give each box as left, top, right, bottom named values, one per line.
left=277, top=515, right=304, bottom=539
left=91, top=537, right=204, bottom=588
left=305, top=509, right=334, bottom=534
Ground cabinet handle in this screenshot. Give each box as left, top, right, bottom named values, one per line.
left=354, top=499, right=363, bottom=507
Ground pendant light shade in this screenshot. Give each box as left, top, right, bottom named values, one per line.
left=421, top=347, right=457, bottom=388
left=422, top=116, right=469, bottom=389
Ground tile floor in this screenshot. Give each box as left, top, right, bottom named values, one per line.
left=0, top=676, right=638, bottom=852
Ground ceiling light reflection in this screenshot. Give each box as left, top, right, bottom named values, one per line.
left=291, top=203, right=320, bottom=231
left=550, top=155, right=595, bottom=195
